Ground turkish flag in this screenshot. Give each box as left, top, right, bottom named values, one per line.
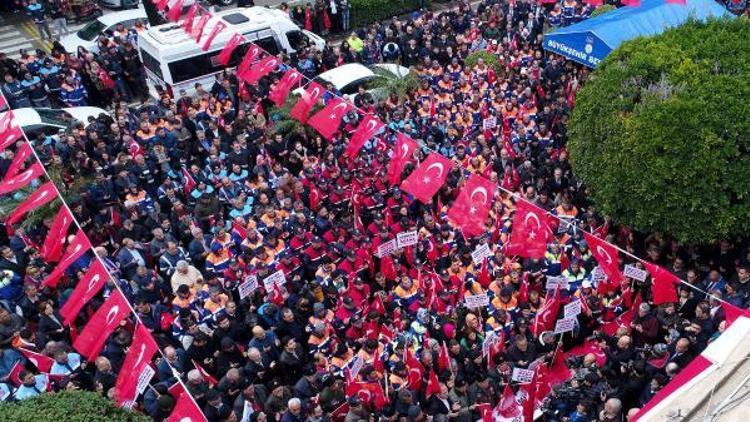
left=522, top=370, right=538, bottom=422
left=201, top=21, right=226, bottom=51
left=621, top=0, right=641, bottom=5
left=4, top=142, right=33, bottom=179
left=400, top=153, right=452, bottom=203
left=155, top=0, right=169, bottom=11
left=115, top=324, right=159, bottom=407
left=644, top=262, right=679, bottom=304
left=181, top=4, right=199, bottom=32
left=166, top=0, right=184, bottom=21
left=0, top=161, right=44, bottom=195
left=41, top=229, right=92, bottom=288
left=495, top=384, right=521, bottom=420
left=166, top=392, right=207, bottom=422
left=181, top=167, right=196, bottom=194
left=216, top=33, right=244, bottom=65
left=73, top=290, right=130, bottom=361
left=269, top=69, right=303, bottom=107
left=189, top=13, right=210, bottom=42
left=0, top=111, right=24, bottom=152
left=583, top=232, right=624, bottom=283
left=167, top=381, right=185, bottom=399
left=241, top=55, right=279, bottom=85
left=447, top=175, right=496, bottom=237
left=236, top=43, right=262, bottom=80
left=505, top=199, right=550, bottom=259
left=41, top=206, right=74, bottom=262
left=345, top=115, right=385, bottom=158
left=290, top=82, right=324, bottom=123
left=59, top=260, right=108, bottom=325
left=19, top=348, right=54, bottom=373
left=722, top=302, right=750, bottom=327
left=5, top=181, right=57, bottom=228
left=404, top=348, right=423, bottom=390
left=307, top=97, right=353, bottom=140
left=531, top=287, right=561, bottom=335
left=192, top=360, right=218, bottom=386
left=387, top=133, right=418, bottom=185
left=600, top=292, right=642, bottom=336
left=425, top=369, right=441, bottom=397
left=437, top=341, right=450, bottom=372
left=584, top=0, right=603, bottom=5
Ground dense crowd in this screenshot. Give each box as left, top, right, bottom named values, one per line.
left=1, top=0, right=750, bottom=422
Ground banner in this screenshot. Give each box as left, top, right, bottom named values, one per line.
left=307, top=97, right=353, bottom=140
left=0, top=161, right=44, bottom=194
left=241, top=55, right=279, bottom=85
left=41, top=229, right=92, bottom=288
left=263, top=270, right=286, bottom=290
left=216, top=33, right=244, bottom=66
left=114, top=324, right=159, bottom=407
left=387, top=133, right=418, bottom=185
left=6, top=181, right=58, bottom=227
left=400, top=153, right=452, bottom=203
left=40, top=206, right=73, bottom=262
left=554, top=317, right=576, bottom=334
left=201, top=21, right=226, bottom=51
left=345, top=115, right=384, bottom=158
left=0, top=111, right=24, bottom=152
left=623, top=264, right=648, bottom=281
left=268, top=69, right=302, bottom=106
left=73, top=290, right=130, bottom=361
left=290, top=82, right=324, bottom=123
left=59, top=260, right=108, bottom=325
left=471, top=243, right=493, bottom=265
left=563, top=300, right=582, bottom=318
left=376, top=239, right=397, bottom=258
left=3, top=141, right=32, bottom=178
left=464, top=293, right=490, bottom=308
left=511, top=367, right=535, bottom=383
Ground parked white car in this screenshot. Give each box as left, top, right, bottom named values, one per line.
left=7, top=107, right=108, bottom=139
left=60, top=7, right=148, bottom=54
left=299, top=63, right=411, bottom=101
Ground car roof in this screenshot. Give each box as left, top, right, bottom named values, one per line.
left=315, top=63, right=375, bottom=89
left=97, top=7, right=146, bottom=26
left=3, top=108, right=42, bottom=127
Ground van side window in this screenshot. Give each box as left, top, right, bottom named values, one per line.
left=169, top=54, right=213, bottom=84
left=255, top=36, right=280, bottom=56
left=286, top=30, right=306, bottom=51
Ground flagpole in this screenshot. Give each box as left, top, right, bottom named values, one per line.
left=0, top=98, right=207, bottom=420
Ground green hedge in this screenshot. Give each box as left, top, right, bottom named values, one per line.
left=350, top=0, right=430, bottom=29
left=0, top=391, right=150, bottom=422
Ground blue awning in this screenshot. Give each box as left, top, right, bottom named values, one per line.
left=543, top=0, right=731, bottom=67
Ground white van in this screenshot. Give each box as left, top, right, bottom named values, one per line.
left=138, top=7, right=325, bottom=99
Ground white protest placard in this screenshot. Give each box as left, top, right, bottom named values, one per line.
left=482, top=330, right=501, bottom=358
left=263, top=270, right=286, bottom=290
left=238, top=275, right=259, bottom=300
left=471, top=243, right=493, bottom=265
left=511, top=367, right=536, bottom=383
left=624, top=264, right=648, bottom=282
left=554, top=317, right=576, bottom=334
left=349, top=355, right=364, bottom=380
left=397, top=231, right=418, bottom=248
left=590, top=266, right=607, bottom=284
left=377, top=239, right=397, bottom=258
left=464, top=293, right=490, bottom=308
left=564, top=300, right=582, bottom=319
left=482, top=117, right=497, bottom=130
left=136, top=365, right=156, bottom=396
left=546, top=276, right=569, bottom=290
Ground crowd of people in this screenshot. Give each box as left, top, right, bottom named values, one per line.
left=2, top=0, right=750, bottom=421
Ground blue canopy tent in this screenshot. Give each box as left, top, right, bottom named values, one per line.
left=543, top=0, right=730, bottom=67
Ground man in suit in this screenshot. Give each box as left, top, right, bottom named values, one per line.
left=0, top=246, right=27, bottom=276
left=428, top=383, right=459, bottom=420
left=668, top=338, right=695, bottom=369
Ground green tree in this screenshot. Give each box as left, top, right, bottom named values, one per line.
left=0, top=391, right=150, bottom=422
left=568, top=18, right=750, bottom=243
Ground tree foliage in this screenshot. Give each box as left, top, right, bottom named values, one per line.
left=465, top=50, right=502, bottom=73
left=0, top=391, right=149, bottom=422
left=589, top=4, right=616, bottom=18
left=568, top=18, right=750, bottom=243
